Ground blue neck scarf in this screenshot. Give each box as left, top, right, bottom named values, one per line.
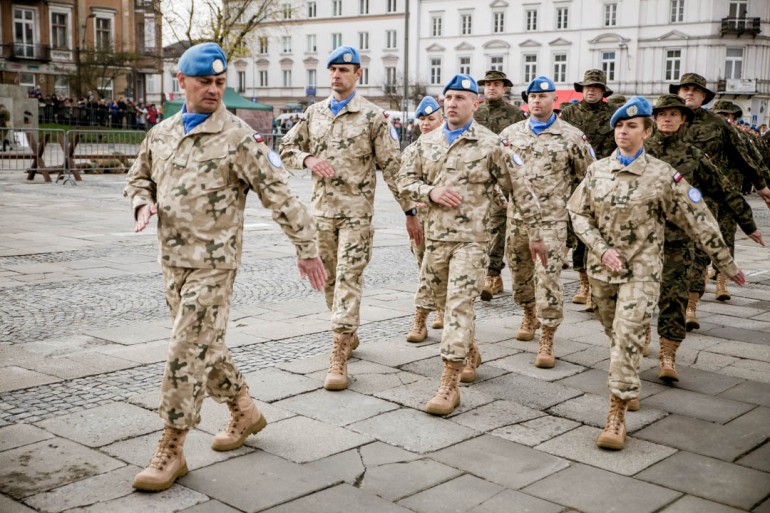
left=443, top=119, right=473, bottom=145
left=529, top=112, right=557, bottom=135
left=330, top=91, right=356, bottom=116
left=617, top=147, right=644, bottom=167
left=181, top=104, right=212, bottom=135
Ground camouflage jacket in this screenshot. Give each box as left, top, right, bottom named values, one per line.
left=680, top=108, right=769, bottom=190
left=645, top=130, right=757, bottom=243
left=475, top=99, right=526, bottom=135
left=279, top=93, right=412, bottom=219
left=559, top=100, right=617, bottom=159
left=568, top=150, right=738, bottom=284
left=124, top=103, right=319, bottom=269
left=499, top=118, right=594, bottom=225
left=398, top=120, right=542, bottom=243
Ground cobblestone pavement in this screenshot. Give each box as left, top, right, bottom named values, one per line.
left=1, top=172, right=769, bottom=513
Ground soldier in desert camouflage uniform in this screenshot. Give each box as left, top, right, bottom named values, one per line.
left=398, top=74, right=547, bottom=416
left=560, top=70, right=618, bottom=311
left=124, top=43, right=326, bottom=491
left=475, top=70, right=527, bottom=301
left=499, top=76, right=594, bottom=369
left=280, top=46, right=422, bottom=391
left=568, top=97, right=746, bottom=451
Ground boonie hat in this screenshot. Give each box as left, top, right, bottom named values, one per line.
left=478, top=70, right=513, bottom=87
left=652, top=94, right=694, bottom=122
left=669, top=73, right=716, bottom=105
left=574, top=69, right=613, bottom=97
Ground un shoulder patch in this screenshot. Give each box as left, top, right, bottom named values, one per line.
left=688, top=187, right=702, bottom=203
left=267, top=150, right=283, bottom=168
left=390, top=127, right=399, bottom=141
left=512, top=152, right=524, bottom=167
left=673, top=171, right=683, bottom=183
left=253, top=133, right=264, bottom=143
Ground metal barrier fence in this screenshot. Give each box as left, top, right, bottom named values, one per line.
left=37, top=104, right=158, bottom=130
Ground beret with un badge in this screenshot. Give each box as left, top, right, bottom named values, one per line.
left=327, top=46, right=361, bottom=68
left=178, top=43, right=228, bottom=76
left=443, top=74, right=478, bottom=95
left=610, top=96, right=652, bottom=128
left=416, top=96, right=441, bottom=118
left=521, top=76, right=556, bottom=102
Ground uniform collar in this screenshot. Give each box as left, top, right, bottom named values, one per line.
left=180, top=102, right=227, bottom=137
left=609, top=148, right=647, bottom=175
left=325, top=91, right=362, bottom=115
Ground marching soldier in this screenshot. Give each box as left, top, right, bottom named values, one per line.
left=124, top=43, right=326, bottom=491
left=280, top=46, right=422, bottom=391
left=475, top=70, right=526, bottom=301
left=499, top=76, right=594, bottom=368
left=398, top=74, right=546, bottom=416
left=568, top=97, right=746, bottom=450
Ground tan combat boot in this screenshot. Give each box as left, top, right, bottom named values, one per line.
left=627, top=398, right=640, bottom=411
left=715, top=273, right=731, bottom=301
left=425, top=359, right=464, bottom=415
left=480, top=275, right=502, bottom=301
left=211, top=385, right=268, bottom=451
left=133, top=427, right=189, bottom=491
left=642, top=325, right=651, bottom=357
left=406, top=308, right=430, bottom=343
left=572, top=272, right=589, bottom=304
left=535, top=326, right=556, bottom=368
left=431, top=309, right=444, bottom=329
left=685, top=292, right=700, bottom=331
left=324, top=332, right=353, bottom=390
left=349, top=333, right=359, bottom=359
left=516, top=305, right=540, bottom=341
left=584, top=284, right=596, bottom=312
left=596, top=395, right=629, bottom=450
left=460, top=341, right=482, bottom=383
left=659, top=337, right=680, bottom=382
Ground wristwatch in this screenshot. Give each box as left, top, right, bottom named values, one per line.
left=404, top=207, right=417, bottom=216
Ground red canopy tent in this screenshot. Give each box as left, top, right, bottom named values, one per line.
left=517, top=89, right=586, bottom=112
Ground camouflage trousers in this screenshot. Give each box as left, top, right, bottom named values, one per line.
left=485, top=194, right=507, bottom=277
left=316, top=216, right=374, bottom=334
left=507, top=220, right=567, bottom=328
left=410, top=213, right=436, bottom=311
left=591, top=279, right=659, bottom=400
left=688, top=199, right=719, bottom=296
left=421, top=240, right=488, bottom=361
left=657, top=240, right=695, bottom=343
left=159, top=266, right=243, bottom=430
left=714, top=207, right=737, bottom=273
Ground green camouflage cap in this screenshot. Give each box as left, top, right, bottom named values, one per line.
left=574, top=69, right=613, bottom=97
left=607, top=94, right=627, bottom=108
left=712, top=99, right=743, bottom=119
left=477, top=70, right=513, bottom=87
left=652, top=94, right=694, bottom=122
left=668, top=73, right=716, bottom=105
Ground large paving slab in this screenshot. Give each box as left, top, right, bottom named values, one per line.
left=84, top=323, right=171, bottom=345
left=449, top=399, right=545, bottom=431
left=358, top=458, right=462, bottom=501
left=737, top=441, right=770, bottom=472
left=548, top=393, right=668, bottom=433
left=488, top=353, right=586, bottom=381
left=471, top=372, right=583, bottom=410
left=639, top=388, right=755, bottom=424
left=726, top=406, right=770, bottom=438
left=0, top=438, right=125, bottom=499
left=243, top=367, right=321, bottom=402
left=663, top=495, right=752, bottom=513
left=491, top=414, right=581, bottom=447
left=465, top=488, right=564, bottom=513
left=178, top=500, right=242, bottom=513
left=429, top=435, right=569, bottom=489
left=522, top=463, right=682, bottom=513
left=0, top=494, right=37, bottom=513
left=0, top=366, right=60, bottom=393
left=636, top=451, right=770, bottom=510
left=36, top=402, right=159, bottom=448
left=64, top=484, right=208, bottom=513
left=718, top=380, right=770, bottom=408
left=260, top=483, right=414, bottom=513
left=0, top=424, right=54, bottom=452
left=399, top=355, right=509, bottom=382
left=639, top=365, right=745, bottom=395
left=302, top=441, right=420, bottom=485
left=352, top=338, right=438, bottom=367
left=274, top=388, right=399, bottom=426
left=396, top=474, right=504, bottom=513
left=556, top=367, right=668, bottom=399
left=373, top=378, right=496, bottom=417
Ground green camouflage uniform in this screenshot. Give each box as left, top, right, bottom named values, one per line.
left=646, top=129, right=757, bottom=343
left=568, top=151, right=738, bottom=400
left=499, top=117, right=594, bottom=328
left=560, top=99, right=617, bottom=271
left=124, top=104, right=319, bottom=429
left=398, top=121, right=543, bottom=361
left=475, top=99, right=527, bottom=277
left=280, top=93, right=412, bottom=334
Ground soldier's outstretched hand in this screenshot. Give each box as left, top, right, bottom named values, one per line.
left=303, top=156, right=335, bottom=177
left=428, top=187, right=463, bottom=207
left=748, top=230, right=766, bottom=247
left=729, top=270, right=747, bottom=287
left=298, top=257, right=327, bottom=291
left=529, top=240, right=548, bottom=266
left=756, top=187, right=770, bottom=209
left=134, top=203, right=157, bottom=233
left=406, top=215, right=423, bottom=247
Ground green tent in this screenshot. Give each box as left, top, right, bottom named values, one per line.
left=163, top=87, right=273, bottom=117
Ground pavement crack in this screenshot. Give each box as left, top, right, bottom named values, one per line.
left=352, top=446, right=367, bottom=488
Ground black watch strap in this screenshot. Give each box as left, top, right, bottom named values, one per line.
left=404, top=207, right=417, bottom=216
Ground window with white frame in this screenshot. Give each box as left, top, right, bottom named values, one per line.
left=493, top=11, right=505, bottom=33
left=526, top=9, right=538, bottom=31
left=556, top=7, right=569, bottom=29
left=332, top=33, right=342, bottom=48
left=54, top=76, right=70, bottom=97
left=386, top=30, right=397, bottom=49
left=97, top=78, right=114, bottom=100
left=386, top=66, right=397, bottom=87
left=601, top=51, right=616, bottom=81
left=553, top=54, right=567, bottom=83
left=725, top=47, right=743, bottom=79
left=143, top=14, right=156, bottom=52
left=283, top=69, right=292, bottom=87
left=307, top=69, right=317, bottom=86
left=358, top=32, right=369, bottom=50
left=459, top=56, right=471, bottom=75
left=282, top=36, right=292, bottom=53
left=729, top=0, right=748, bottom=18
left=259, top=70, right=268, bottom=87
left=387, top=0, right=397, bottom=13
left=95, top=15, right=113, bottom=51
left=670, top=0, right=684, bottom=22
left=461, top=13, right=473, bottom=35
left=490, top=56, right=504, bottom=72
left=282, top=3, right=292, bottom=19
left=237, top=71, right=246, bottom=92
left=359, top=0, right=369, bottom=15
left=432, top=16, right=442, bottom=37
left=604, top=3, right=617, bottom=27
left=307, top=1, right=317, bottom=18
left=50, top=11, right=70, bottom=50
left=333, top=0, right=342, bottom=16
left=13, top=8, right=36, bottom=57
left=307, top=34, right=316, bottom=52
left=19, top=72, right=35, bottom=87
left=360, top=67, right=369, bottom=85
left=430, top=58, right=442, bottom=85
left=258, top=37, right=268, bottom=54
left=665, top=49, right=682, bottom=81
left=171, top=77, right=179, bottom=93
left=523, top=54, right=538, bottom=82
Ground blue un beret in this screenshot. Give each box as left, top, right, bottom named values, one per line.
left=521, top=76, right=556, bottom=101
left=443, top=74, right=478, bottom=95
left=327, top=46, right=360, bottom=67
left=610, top=96, right=653, bottom=128
left=415, top=97, right=441, bottom=118
left=178, top=43, right=227, bottom=77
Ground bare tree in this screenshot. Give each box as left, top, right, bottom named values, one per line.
left=381, top=71, right=429, bottom=111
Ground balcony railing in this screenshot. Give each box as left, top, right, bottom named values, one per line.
left=3, top=43, right=52, bottom=61
left=721, top=17, right=761, bottom=36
